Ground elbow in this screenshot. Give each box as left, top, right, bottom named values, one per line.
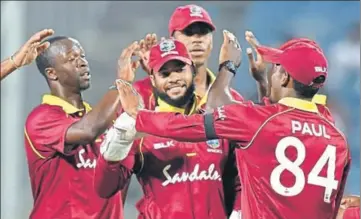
left=96, top=187, right=118, bottom=199
left=94, top=179, right=120, bottom=199
left=81, top=126, right=102, bottom=145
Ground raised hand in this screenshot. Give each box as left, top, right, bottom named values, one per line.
left=138, top=33, right=158, bottom=74
left=116, top=80, right=142, bottom=119
left=12, top=28, right=54, bottom=68
left=117, top=41, right=140, bottom=83
left=219, top=30, right=242, bottom=67
left=245, top=31, right=267, bottom=82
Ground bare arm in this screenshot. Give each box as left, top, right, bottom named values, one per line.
left=1, top=29, right=54, bottom=81
left=65, top=41, right=140, bottom=146
left=206, top=30, right=242, bottom=110
left=1, top=58, right=17, bottom=80
left=65, top=90, right=119, bottom=145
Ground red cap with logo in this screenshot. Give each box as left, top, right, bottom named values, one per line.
left=168, top=4, right=216, bottom=36
left=149, top=39, right=192, bottom=72
left=257, top=42, right=328, bottom=88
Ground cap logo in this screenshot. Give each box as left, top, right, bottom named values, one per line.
left=314, top=66, right=327, bottom=73
left=189, top=5, right=203, bottom=18
left=159, top=40, right=178, bottom=57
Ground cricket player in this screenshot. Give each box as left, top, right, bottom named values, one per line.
left=117, top=38, right=350, bottom=219
left=1, top=29, right=54, bottom=81
left=119, top=4, right=249, bottom=211
left=94, top=38, right=242, bottom=219
left=23, top=36, right=139, bottom=219
left=131, top=4, right=245, bottom=112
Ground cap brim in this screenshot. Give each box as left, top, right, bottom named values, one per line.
left=256, top=46, right=283, bottom=64
left=153, top=56, right=192, bottom=72
left=179, top=18, right=216, bottom=31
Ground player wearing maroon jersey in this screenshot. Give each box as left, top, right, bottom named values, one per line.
left=1, top=29, right=54, bottom=81
left=120, top=4, right=247, bottom=209
left=95, top=38, right=242, bottom=219
left=24, top=36, right=138, bottom=219
left=117, top=37, right=351, bottom=219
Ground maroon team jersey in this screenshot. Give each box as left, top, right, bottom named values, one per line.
left=134, top=97, right=350, bottom=219
left=24, top=95, right=122, bottom=219
left=95, top=95, right=241, bottom=219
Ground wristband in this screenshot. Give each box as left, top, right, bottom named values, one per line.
left=10, top=55, right=20, bottom=69
left=218, top=60, right=237, bottom=75
left=109, top=79, right=132, bottom=90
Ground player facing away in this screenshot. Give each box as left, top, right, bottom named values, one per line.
left=94, top=38, right=242, bottom=219
left=117, top=39, right=351, bottom=219
left=23, top=36, right=137, bottom=219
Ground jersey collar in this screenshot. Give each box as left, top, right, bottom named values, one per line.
left=278, top=97, right=319, bottom=113
left=156, top=95, right=199, bottom=115
left=42, top=94, right=92, bottom=114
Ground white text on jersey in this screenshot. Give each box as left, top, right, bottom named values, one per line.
left=76, top=148, right=96, bottom=169
left=291, top=120, right=331, bottom=139
left=161, top=163, right=221, bottom=186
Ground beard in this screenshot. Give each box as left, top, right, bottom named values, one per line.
left=153, top=83, right=195, bottom=108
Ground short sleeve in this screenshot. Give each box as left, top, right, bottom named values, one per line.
left=230, top=88, right=244, bottom=102
left=25, top=106, right=76, bottom=158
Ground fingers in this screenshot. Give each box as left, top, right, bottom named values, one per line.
left=223, top=30, right=230, bottom=44
left=36, top=42, right=50, bottom=54
left=150, top=33, right=157, bottom=47
left=116, top=79, right=130, bottom=97
left=139, top=39, right=146, bottom=52
left=28, top=29, right=54, bottom=44
left=120, top=41, right=139, bottom=60
left=245, top=30, right=260, bottom=49
left=145, top=33, right=157, bottom=50
left=132, top=60, right=140, bottom=70
left=224, top=30, right=241, bottom=50
left=246, top=48, right=256, bottom=70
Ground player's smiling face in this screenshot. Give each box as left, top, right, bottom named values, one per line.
left=173, top=22, right=213, bottom=67
left=151, top=60, right=195, bottom=107
left=50, top=38, right=91, bottom=91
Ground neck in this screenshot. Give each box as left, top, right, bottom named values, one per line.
left=193, top=64, right=209, bottom=97
left=50, top=85, right=84, bottom=109
left=282, top=89, right=312, bottom=102
left=183, top=95, right=196, bottom=115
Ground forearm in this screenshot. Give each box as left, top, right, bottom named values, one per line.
left=94, top=155, right=123, bottom=198
left=66, top=90, right=119, bottom=145
left=255, top=80, right=268, bottom=102
left=1, top=57, right=17, bottom=81
left=135, top=110, right=208, bottom=142
left=206, top=68, right=235, bottom=110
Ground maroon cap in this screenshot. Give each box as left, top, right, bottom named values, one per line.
left=279, top=38, right=322, bottom=52
left=148, top=39, right=192, bottom=72
left=257, top=42, right=328, bottom=87
left=168, top=4, right=216, bottom=36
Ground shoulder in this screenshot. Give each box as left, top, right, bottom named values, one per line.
left=25, top=104, right=68, bottom=129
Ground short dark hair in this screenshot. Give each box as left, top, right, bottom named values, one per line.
left=35, top=36, right=69, bottom=77
left=293, top=75, right=325, bottom=98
